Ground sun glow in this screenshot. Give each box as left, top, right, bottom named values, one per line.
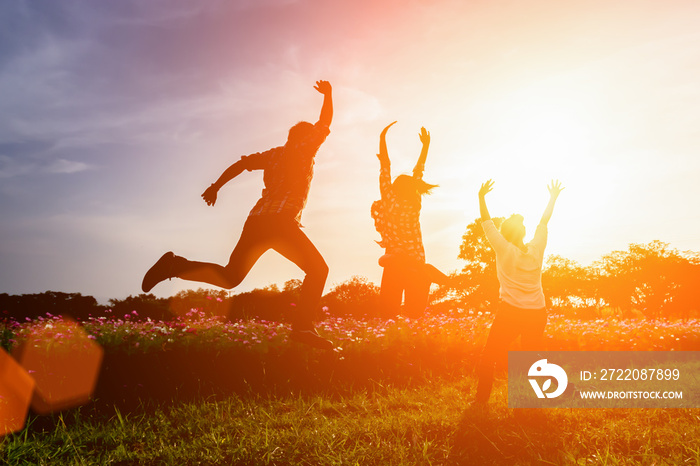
left=483, top=82, right=598, bottom=169
left=466, top=81, right=609, bottom=234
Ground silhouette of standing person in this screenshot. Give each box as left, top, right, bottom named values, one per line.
left=473, top=179, right=563, bottom=405
left=371, top=122, right=450, bottom=318
left=142, top=80, right=334, bottom=349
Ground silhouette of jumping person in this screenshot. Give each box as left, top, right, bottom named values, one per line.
left=371, top=122, right=450, bottom=318
left=142, top=80, right=334, bottom=350
left=473, top=179, right=564, bottom=405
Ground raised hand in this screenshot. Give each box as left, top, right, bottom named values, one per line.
left=419, top=127, right=430, bottom=146
left=313, top=80, right=332, bottom=96
left=547, top=179, right=564, bottom=199
left=201, top=184, right=219, bottom=207
left=540, top=180, right=563, bottom=226
left=378, top=121, right=397, bottom=163
left=380, top=121, right=397, bottom=138
left=479, top=179, right=495, bottom=198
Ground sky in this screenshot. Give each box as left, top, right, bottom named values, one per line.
left=2, top=0, right=700, bottom=304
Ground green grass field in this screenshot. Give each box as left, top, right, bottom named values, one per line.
left=3, top=375, right=699, bottom=465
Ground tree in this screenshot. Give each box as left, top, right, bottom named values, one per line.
left=107, top=294, right=173, bottom=321
left=322, top=276, right=380, bottom=317
left=542, top=255, right=601, bottom=317
left=594, top=241, right=697, bottom=319
left=0, top=291, right=101, bottom=322
left=669, top=253, right=700, bottom=319
left=227, top=282, right=295, bottom=321
left=169, top=288, right=229, bottom=318
left=455, top=217, right=502, bottom=309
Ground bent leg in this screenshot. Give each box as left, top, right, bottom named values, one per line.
left=268, top=220, right=328, bottom=329
left=422, top=263, right=449, bottom=286
left=176, top=217, right=270, bottom=289
left=403, top=261, right=451, bottom=316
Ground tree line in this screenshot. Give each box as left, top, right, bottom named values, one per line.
left=2, top=218, right=698, bottom=322
left=453, top=218, right=700, bottom=320
left=0, top=279, right=378, bottom=324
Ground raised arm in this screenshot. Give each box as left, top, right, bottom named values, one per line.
left=413, top=127, right=430, bottom=179
left=377, top=121, right=396, bottom=198
left=478, top=179, right=495, bottom=222
left=313, top=80, right=333, bottom=128
left=201, top=159, right=248, bottom=206
left=378, top=121, right=396, bottom=166
left=539, top=179, right=564, bottom=226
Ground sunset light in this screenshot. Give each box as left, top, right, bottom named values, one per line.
left=1, top=1, right=700, bottom=462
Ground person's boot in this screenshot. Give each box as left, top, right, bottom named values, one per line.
left=142, top=251, right=178, bottom=292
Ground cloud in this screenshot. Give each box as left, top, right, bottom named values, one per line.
left=45, top=159, right=91, bottom=174
left=0, top=155, right=91, bottom=179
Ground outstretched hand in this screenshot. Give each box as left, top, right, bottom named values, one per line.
left=378, top=121, right=396, bottom=163
left=479, top=179, right=495, bottom=198
left=380, top=121, right=397, bottom=138
left=419, top=127, right=430, bottom=146
left=314, top=80, right=332, bottom=95
left=201, top=184, right=219, bottom=206
left=547, top=179, right=564, bottom=199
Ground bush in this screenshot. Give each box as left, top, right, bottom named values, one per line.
left=322, top=276, right=381, bottom=317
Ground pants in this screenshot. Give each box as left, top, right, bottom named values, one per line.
left=176, top=215, right=328, bottom=329
left=378, top=253, right=448, bottom=318
left=475, top=301, right=547, bottom=403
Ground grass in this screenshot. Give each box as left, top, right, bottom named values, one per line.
left=3, top=376, right=699, bottom=465
left=3, top=311, right=699, bottom=464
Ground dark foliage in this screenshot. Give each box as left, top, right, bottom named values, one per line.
left=456, top=219, right=700, bottom=319
left=0, top=291, right=101, bottom=322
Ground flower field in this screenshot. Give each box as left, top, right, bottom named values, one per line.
left=6, top=308, right=699, bottom=357
left=2, top=307, right=700, bottom=464
left=3, top=307, right=699, bottom=409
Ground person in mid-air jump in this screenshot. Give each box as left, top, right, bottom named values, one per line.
left=474, top=179, right=564, bottom=405
left=142, top=80, right=334, bottom=349
left=371, top=122, right=450, bottom=318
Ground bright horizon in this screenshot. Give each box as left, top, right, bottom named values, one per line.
left=2, top=0, right=700, bottom=304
